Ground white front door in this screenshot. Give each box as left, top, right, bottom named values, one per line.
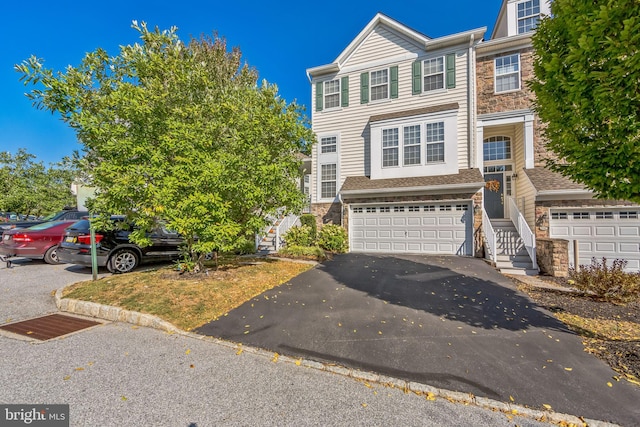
left=350, top=202, right=472, bottom=255
left=549, top=208, right=640, bottom=271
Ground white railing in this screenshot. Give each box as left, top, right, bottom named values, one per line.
left=508, top=196, right=537, bottom=269
left=482, top=209, right=497, bottom=263
left=274, top=213, right=300, bottom=251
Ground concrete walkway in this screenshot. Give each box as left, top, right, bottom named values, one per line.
left=197, top=253, right=640, bottom=426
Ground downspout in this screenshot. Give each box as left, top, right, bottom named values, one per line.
left=467, top=33, right=475, bottom=169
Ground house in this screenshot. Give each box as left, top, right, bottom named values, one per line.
left=478, top=0, right=640, bottom=275
left=306, top=3, right=640, bottom=275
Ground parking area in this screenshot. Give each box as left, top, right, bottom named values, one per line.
left=197, top=253, right=640, bottom=425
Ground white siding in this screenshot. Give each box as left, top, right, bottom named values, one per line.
left=346, top=26, right=422, bottom=68
left=311, top=46, right=471, bottom=203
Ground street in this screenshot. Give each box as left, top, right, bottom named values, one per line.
left=0, top=259, right=557, bottom=426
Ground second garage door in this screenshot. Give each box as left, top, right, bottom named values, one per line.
left=549, top=208, right=640, bottom=271
left=350, top=202, right=472, bottom=255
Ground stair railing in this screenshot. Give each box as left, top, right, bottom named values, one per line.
left=482, top=209, right=497, bottom=263
left=508, top=196, right=537, bottom=269
left=274, top=213, right=301, bottom=251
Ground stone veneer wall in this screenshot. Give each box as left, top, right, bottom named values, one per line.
left=311, top=202, right=342, bottom=230
left=536, top=238, right=569, bottom=277
left=476, top=47, right=553, bottom=166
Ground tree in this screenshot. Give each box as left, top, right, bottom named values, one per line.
left=0, top=148, right=76, bottom=216
left=16, top=22, right=314, bottom=271
left=530, top=0, right=640, bottom=202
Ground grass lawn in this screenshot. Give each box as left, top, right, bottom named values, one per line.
left=62, top=257, right=313, bottom=331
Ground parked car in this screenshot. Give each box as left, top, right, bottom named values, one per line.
left=0, top=208, right=88, bottom=231
left=57, top=217, right=183, bottom=273
left=0, top=220, right=78, bottom=264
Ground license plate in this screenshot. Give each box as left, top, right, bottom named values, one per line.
left=65, top=236, right=77, bottom=243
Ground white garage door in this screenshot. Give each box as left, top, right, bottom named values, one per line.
left=549, top=208, right=640, bottom=271
left=350, top=202, right=472, bottom=255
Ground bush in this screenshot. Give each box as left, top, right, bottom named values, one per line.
left=278, top=245, right=326, bottom=261
left=234, top=237, right=256, bottom=255
left=283, top=225, right=314, bottom=247
left=299, top=214, right=317, bottom=241
left=569, top=257, right=640, bottom=303
left=318, top=224, right=348, bottom=253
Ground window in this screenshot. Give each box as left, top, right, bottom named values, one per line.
left=352, top=207, right=363, bottom=214
left=408, top=206, right=420, bottom=212
left=423, top=57, right=444, bottom=92
left=366, top=207, right=376, bottom=213
left=324, top=80, right=340, bottom=109
left=573, top=212, right=590, bottom=220
left=382, top=128, right=399, bottom=167
left=403, top=125, right=421, bottom=165
left=483, top=136, right=512, bottom=161
left=423, top=205, right=435, bottom=212
left=426, top=122, right=445, bottom=163
left=320, top=136, right=337, bottom=154
left=596, top=212, right=613, bottom=219
left=320, top=164, right=337, bottom=199
left=439, top=205, right=452, bottom=211
left=370, top=69, right=389, bottom=101
left=517, top=0, right=541, bottom=34
left=620, top=211, right=638, bottom=219
left=551, top=212, right=568, bottom=220
left=380, top=206, right=391, bottom=213
left=456, top=204, right=469, bottom=211
left=495, top=54, right=520, bottom=93
left=484, top=165, right=513, bottom=173
left=393, top=206, right=405, bottom=213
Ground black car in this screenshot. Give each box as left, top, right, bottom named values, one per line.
left=0, top=208, right=88, bottom=231
left=57, top=217, right=183, bottom=273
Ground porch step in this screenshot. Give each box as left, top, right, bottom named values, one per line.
left=486, top=218, right=538, bottom=275
left=499, top=267, right=539, bottom=276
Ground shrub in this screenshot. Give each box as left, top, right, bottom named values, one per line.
left=278, top=245, right=326, bottom=261
left=234, top=237, right=256, bottom=255
left=299, top=214, right=317, bottom=241
left=283, top=225, right=314, bottom=247
left=569, top=257, right=640, bottom=303
left=318, top=224, right=348, bottom=253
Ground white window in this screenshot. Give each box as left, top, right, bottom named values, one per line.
left=382, top=128, right=399, bottom=167
left=321, top=164, right=337, bottom=199
left=370, top=69, right=389, bottom=101
left=495, top=54, right=520, bottom=93
left=366, top=207, right=376, bottom=213
left=324, top=79, right=340, bottom=109
left=426, top=122, right=445, bottom=163
left=352, top=207, right=363, bottom=213
left=573, top=212, right=590, bottom=220
left=320, top=136, right=337, bottom=154
left=380, top=206, right=391, bottom=213
left=517, top=0, right=541, bottom=34
left=551, top=212, right=568, bottom=220
left=620, top=211, right=639, bottom=219
left=423, top=57, right=444, bottom=92
left=403, top=125, right=421, bottom=165
left=483, top=136, right=512, bottom=161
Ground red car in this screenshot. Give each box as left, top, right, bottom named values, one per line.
left=0, top=220, right=77, bottom=264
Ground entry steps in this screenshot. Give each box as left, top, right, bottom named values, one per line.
left=488, top=219, right=538, bottom=276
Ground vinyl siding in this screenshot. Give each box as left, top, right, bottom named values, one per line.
left=311, top=47, right=471, bottom=203
left=345, top=26, right=423, bottom=68
left=517, top=173, right=537, bottom=229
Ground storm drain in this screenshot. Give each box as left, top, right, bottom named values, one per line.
left=0, top=314, right=102, bottom=340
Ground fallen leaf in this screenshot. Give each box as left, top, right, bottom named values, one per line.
left=426, top=392, right=436, bottom=401
left=378, top=331, right=382, bottom=335
left=272, top=353, right=279, bottom=363
left=121, top=396, right=127, bottom=401
left=607, top=382, right=613, bottom=387
left=361, top=403, right=367, bottom=408
left=63, top=375, right=71, bottom=381
left=75, top=367, right=84, bottom=371
left=243, top=330, right=249, bottom=334
left=542, top=404, right=552, bottom=410
left=26, top=331, right=34, bottom=335
left=295, top=359, right=302, bottom=366
left=185, top=349, right=191, bottom=355
left=509, top=395, right=514, bottom=402
left=190, top=364, right=195, bottom=369
left=564, top=367, right=573, bottom=371
left=236, top=348, right=243, bottom=356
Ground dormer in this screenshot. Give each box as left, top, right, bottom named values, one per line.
left=491, top=0, right=551, bottom=39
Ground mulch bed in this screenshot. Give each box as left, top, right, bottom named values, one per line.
left=520, top=280, right=640, bottom=384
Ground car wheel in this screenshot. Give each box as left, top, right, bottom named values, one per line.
left=44, top=245, right=63, bottom=265
left=107, top=249, right=139, bottom=274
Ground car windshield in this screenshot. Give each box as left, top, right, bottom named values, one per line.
left=40, top=212, right=58, bottom=221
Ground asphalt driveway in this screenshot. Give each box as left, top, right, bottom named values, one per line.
left=197, top=253, right=640, bottom=425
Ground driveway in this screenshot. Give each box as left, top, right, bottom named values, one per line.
left=0, top=258, right=554, bottom=426
left=197, top=253, right=640, bottom=426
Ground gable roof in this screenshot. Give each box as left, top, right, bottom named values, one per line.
left=307, top=13, right=486, bottom=78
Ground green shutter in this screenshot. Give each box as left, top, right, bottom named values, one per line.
left=360, top=72, right=369, bottom=104
left=315, top=82, right=323, bottom=111
left=412, top=61, right=422, bottom=94
left=341, top=76, right=349, bottom=107
left=390, top=66, right=399, bottom=99
left=446, top=53, right=456, bottom=89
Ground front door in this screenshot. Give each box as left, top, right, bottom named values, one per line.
left=484, top=173, right=504, bottom=218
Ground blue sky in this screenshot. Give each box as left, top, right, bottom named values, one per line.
left=1, top=1, right=500, bottom=165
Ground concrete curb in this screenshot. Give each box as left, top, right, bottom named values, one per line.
left=54, top=287, right=618, bottom=427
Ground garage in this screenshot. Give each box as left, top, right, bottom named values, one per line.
left=350, top=202, right=472, bottom=255
left=549, top=208, right=640, bottom=271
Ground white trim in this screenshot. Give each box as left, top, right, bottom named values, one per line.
left=524, top=115, right=535, bottom=169
left=494, top=53, right=521, bottom=93
left=369, top=67, right=390, bottom=102
left=340, top=182, right=484, bottom=197
left=422, top=56, right=446, bottom=93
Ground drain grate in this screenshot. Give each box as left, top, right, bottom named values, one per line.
left=0, top=314, right=102, bottom=340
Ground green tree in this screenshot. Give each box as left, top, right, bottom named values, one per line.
left=16, top=22, right=314, bottom=271
left=0, top=148, right=76, bottom=216
left=530, top=0, right=640, bottom=202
